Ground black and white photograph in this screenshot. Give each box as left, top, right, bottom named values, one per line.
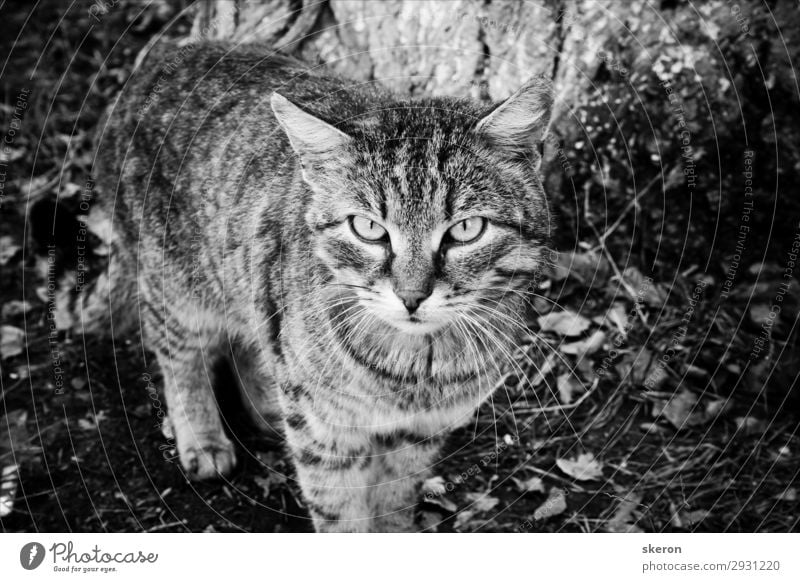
left=0, top=0, right=799, bottom=576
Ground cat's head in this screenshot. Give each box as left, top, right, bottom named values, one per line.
left=271, top=78, right=553, bottom=336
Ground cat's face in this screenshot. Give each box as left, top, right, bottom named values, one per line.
left=272, top=78, right=553, bottom=337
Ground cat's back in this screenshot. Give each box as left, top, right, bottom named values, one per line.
left=102, top=41, right=380, bottom=159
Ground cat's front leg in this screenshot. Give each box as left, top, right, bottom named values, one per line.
left=281, top=394, right=373, bottom=532
left=368, top=431, right=445, bottom=532
left=143, top=303, right=236, bottom=481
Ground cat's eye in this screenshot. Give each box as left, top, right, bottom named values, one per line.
left=447, top=217, right=486, bottom=244
left=350, top=215, right=388, bottom=242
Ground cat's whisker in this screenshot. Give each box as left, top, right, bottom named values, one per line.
left=464, top=306, right=582, bottom=434
left=453, top=311, right=517, bottom=445
left=455, top=310, right=527, bottom=433
left=467, top=299, right=576, bottom=375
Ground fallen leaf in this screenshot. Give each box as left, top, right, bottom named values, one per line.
left=600, top=302, right=629, bottom=334
left=537, top=310, right=591, bottom=337
left=683, top=509, right=709, bottom=526
left=0, top=236, right=21, bottom=266
left=453, top=509, right=477, bottom=530
left=530, top=354, right=557, bottom=387
left=77, top=418, right=96, bottom=431
left=61, top=182, right=82, bottom=198
left=0, top=325, right=25, bottom=359
left=425, top=495, right=457, bottom=513
left=464, top=492, right=499, bottom=513
left=620, top=267, right=668, bottom=307
left=606, top=492, right=643, bottom=533
left=0, top=464, right=19, bottom=518
left=421, top=477, right=457, bottom=512
left=549, top=250, right=609, bottom=285
left=254, top=474, right=287, bottom=498
left=775, top=488, right=797, bottom=502
left=659, top=389, right=702, bottom=429
left=512, top=476, right=546, bottom=494
left=617, top=348, right=655, bottom=385
left=749, top=304, right=774, bottom=326
left=735, top=416, right=766, bottom=434
left=560, top=330, right=606, bottom=357
left=532, top=487, right=567, bottom=521
left=642, top=362, right=669, bottom=391
left=0, top=411, right=41, bottom=459
left=556, top=373, right=584, bottom=405
left=421, top=476, right=447, bottom=497
left=0, top=147, right=24, bottom=163
left=556, top=452, right=604, bottom=481
left=35, top=286, right=49, bottom=303
left=1, top=300, right=33, bottom=319
left=704, top=399, right=730, bottom=418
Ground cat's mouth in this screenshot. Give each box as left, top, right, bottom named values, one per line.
left=378, top=311, right=449, bottom=336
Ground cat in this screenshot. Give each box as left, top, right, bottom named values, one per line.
left=56, top=41, right=553, bottom=532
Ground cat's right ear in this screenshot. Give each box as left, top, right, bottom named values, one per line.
left=475, top=76, right=553, bottom=159
left=270, top=93, right=351, bottom=161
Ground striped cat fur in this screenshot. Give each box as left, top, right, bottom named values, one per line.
left=56, top=41, right=553, bottom=532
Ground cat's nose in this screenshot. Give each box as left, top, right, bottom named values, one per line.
left=395, top=288, right=431, bottom=314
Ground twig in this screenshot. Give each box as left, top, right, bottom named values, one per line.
left=145, top=519, right=187, bottom=532
left=594, top=172, right=664, bottom=246
left=517, top=377, right=599, bottom=413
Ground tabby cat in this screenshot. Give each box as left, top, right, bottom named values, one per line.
left=66, top=41, right=553, bottom=532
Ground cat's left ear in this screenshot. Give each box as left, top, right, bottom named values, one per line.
left=475, top=76, right=553, bottom=159
left=270, top=93, right=351, bottom=161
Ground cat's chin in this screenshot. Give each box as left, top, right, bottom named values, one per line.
left=384, top=317, right=448, bottom=336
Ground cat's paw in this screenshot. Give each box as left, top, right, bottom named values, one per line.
left=179, top=436, right=237, bottom=480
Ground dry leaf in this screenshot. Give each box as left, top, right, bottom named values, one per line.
left=556, top=373, right=584, bottom=405
left=683, top=509, right=709, bottom=526
left=453, top=509, right=477, bottom=530
left=0, top=325, right=25, bottom=359
left=421, top=477, right=457, bottom=512
left=0, top=464, right=19, bottom=518
left=560, top=330, right=606, bottom=357
left=1, top=300, right=33, bottom=319
left=600, top=303, right=629, bottom=334
left=532, top=487, right=567, bottom=521
left=464, top=492, right=500, bottom=513
left=0, top=236, right=21, bottom=266
left=749, top=304, right=774, bottom=326
left=735, top=416, right=766, bottom=434
left=426, top=495, right=457, bottom=513
left=775, top=488, right=797, bottom=502
left=549, top=250, right=609, bottom=285
left=556, top=452, right=604, bottom=481
left=537, top=310, right=591, bottom=337
left=704, top=399, right=730, bottom=419
left=620, top=267, right=668, bottom=307
left=617, top=348, right=655, bottom=385
left=254, top=473, right=286, bottom=497
left=0, top=147, right=24, bottom=163
left=421, top=476, right=447, bottom=497
left=606, top=492, right=643, bottom=533
left=530, top=354, right=557, bottom=387
left=659, top=389, right=702, bottom=429
left=512, top=476, right=546, bottom=494
left=77, top=418, right=96, bottom=431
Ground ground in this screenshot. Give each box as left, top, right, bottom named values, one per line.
left=1, top=1, right=798, bottom=533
